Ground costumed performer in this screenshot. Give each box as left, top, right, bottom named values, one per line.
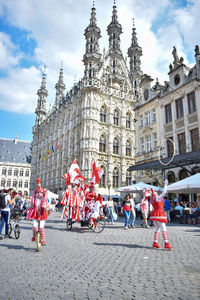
left=27, top=179, right=50, bottom=246
left=150, top=179, right=173, bottom=250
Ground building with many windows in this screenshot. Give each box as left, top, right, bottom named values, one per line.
left=0, top=136, right=32, bottom=195
left=130, top=46, right=200, bottom=197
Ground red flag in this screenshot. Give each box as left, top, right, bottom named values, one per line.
left=91, top=162, right=103, bottom=184
left=56, top=141, right=59, bottom=150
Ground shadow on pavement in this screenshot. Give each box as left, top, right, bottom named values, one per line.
left=93, top=242, right=153, bottom=249
left=0, top=243, right=35, bottom=252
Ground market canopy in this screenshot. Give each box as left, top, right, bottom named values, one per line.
left=167, top=173, right=200, bottom=194
left=116, top=182, right=163, bottom=193
left=47, top=190, right=59, bottom=199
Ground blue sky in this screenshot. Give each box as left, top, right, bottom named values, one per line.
left=0, top=0, right=199, bottom=142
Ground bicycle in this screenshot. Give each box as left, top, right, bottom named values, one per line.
left=8, top=218, right=20, bottom=239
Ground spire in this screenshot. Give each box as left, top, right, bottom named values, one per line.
left=35, top=66, right=48, bottom=126
left=54, top=62, right=66, bottom=108
left=107, top=1, right=122, bottom=55
left=83, top=4, right=101, bottom=80
left=128, top=18, right=143, bottom=76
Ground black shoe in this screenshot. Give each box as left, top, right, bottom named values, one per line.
left=0, top=235, right=3, bottom=240
left=5, top=235, right=11, bottom=239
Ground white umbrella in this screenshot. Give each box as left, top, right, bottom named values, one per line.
left=167, top=173, right=200, bottom=194
left=116, top=182, right=163, bottom=193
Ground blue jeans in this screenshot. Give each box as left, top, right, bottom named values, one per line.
left=108, top=207, right=114, bottom=223
left=129, top=212, right=135, bottom=226
left=0, top=210, right=10, bottom=235
left=124, top=211, right=131, bottom=227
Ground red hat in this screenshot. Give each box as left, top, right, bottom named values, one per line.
left=36, top=178, right=42, bottom=190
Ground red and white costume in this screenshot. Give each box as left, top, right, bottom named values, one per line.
left=149, top=179, right=173, bottom=250
left=27, top=179, right=50, bottom=245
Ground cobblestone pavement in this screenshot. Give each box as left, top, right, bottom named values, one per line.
left=0, top=211, right=200, bottom=300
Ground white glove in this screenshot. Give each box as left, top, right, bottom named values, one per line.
left=164, top=179, right=168, bottom=186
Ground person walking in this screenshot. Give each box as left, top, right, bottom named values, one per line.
left=164, top=196, right=171, bottom=222
left=128, top=193, right=136, bottom=228
left=140, top=189, right=150, bottom=228
left=121, top=195, right=132, bottom=229
left=0, top=188, right=15, bottom=239
left=106, top=196, right=114, bottom=224
left=150, top=179, right=173, bottom=250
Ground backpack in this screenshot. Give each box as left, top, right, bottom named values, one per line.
left=0, top=193, right=6, bottom=209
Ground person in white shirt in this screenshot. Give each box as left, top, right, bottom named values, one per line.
left=106, top=196, right=114, bottom=224
left=128, top=193, right=136, bottom=228
left=0, top=188, right=15, bottom=239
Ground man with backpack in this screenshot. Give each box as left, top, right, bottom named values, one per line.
left=0, top=188, right=15, bottom=239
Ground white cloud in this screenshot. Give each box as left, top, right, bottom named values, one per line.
left=0, top=0, right=199, bottom=113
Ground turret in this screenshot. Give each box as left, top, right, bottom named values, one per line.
left=54, top=63, right=65, bottom=108
left=35, top=67, right=48, bottom=126
left=195, top=45, right=200, bottom=79
left=83, top=2, right=101, bottom=79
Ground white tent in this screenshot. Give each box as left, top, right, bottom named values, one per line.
left=167, top=173, right=200, bottom=194
left=116, top=182, right=163, bottom=193
left=47, top=190, right=59, bottom=211
left=47, top=190, right=59, bottom=199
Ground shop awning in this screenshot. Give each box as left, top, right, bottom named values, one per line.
left=129, top=150, right=200, bottom=172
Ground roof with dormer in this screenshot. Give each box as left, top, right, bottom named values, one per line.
left=0, top=137, right=32, bottom=164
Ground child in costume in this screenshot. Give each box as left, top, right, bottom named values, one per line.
left=150, top=179, right=173, bottom=250
left=27, top=179, right=50, bottom=246
left=140, top=188, right=150, bottom=228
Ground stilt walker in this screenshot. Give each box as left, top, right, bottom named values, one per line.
left=150, top=179, right=173, bottom=250
left=27, top=179, right=50, bottom=246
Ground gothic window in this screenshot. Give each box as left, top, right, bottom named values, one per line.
left=176, top=98, right=184, bottom=119
left=113, top=137, right=119, bottom=154
left=126, top=170, right=131, bottom=186
left=7, top=179, right=11, bottom=188
left=20, top=169, right=24, bottom=177
left=25, top=169, right=29, bottom=177
left=165, top=103, right=172, bottom=123
left=86, top=126, right=90, bottom=138
left=2, top=168, right=6, bottom=175
left=126, top=113, right=131, bottom=128
left=100, top=106, right=107, bottom=123
left=19, top=180, right=23, bottom=188
left=8, top=168, right=12, bottom=176
left=99, top=135, right=106, bottom=152
left=190, top=128, right=199, bottom=151
left=167, top=171, right=176, bottom=184
left=24, top=180, right=29, bottom=188
left=1, top=179, right=5, bottom=187
left=178, top=132, right=186, bottom=154
left=167, top=138, right=174, bottom=157
left=13, top=180, right=17, bottom=188
left=99, top=166, right=106, bottom=187
left=113, top=167, right=119, bottom=188
left=113, top=109, right=119, bottom=126
left=126, top=140, right=132, bottom=157
left=14, top=169, right=18, bottom=176
left=187, top=92, right=196, bottom=114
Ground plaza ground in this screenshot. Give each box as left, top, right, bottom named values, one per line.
left=0, top=211, right=199, bottom=300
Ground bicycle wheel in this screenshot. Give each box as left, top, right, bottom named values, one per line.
left=8, top=223, right=12, bottom=236
left=66, top=219, right=72, bottom=231
left=91, top=217, right=106, bottom=233
left=14, top=224, right=20, bottom=239
left=36, top=232, right=41, bottom=252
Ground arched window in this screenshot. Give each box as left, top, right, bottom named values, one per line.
left=25, top=169, right=29, bottom=177
left=24, top=180, right=29, bottom=188
left=100, top=106, right=107, bottom=123
left=113, top=109, right=119, bottom=126
left=19, top=180, right=23, bottom=188
left=2, top=168, right=6, bottom=175
left=167, top=172, right=176, bottom=184
left=126, top=170, right=131, bottom=185
left=113, top=167, right=119, bottom=188
left=113, top=137, right=119, bottom=154
left=13, top=180, right=17, bottom=188
left=99, top=135, right=106, bottom=152
left=126, top=113, right=131, bottom=128
left=99, top=166, right=106, bottom=187
left=1, top=179, right=5, bottom=187
left=8, top=168, right=12, bottom=176
left=19, top=169, right=24, bottom=177
left=179, top=170, right=188, bottom=180
left=7, top=179, right=11, bottom=188
left=126, top=140, right=132, bottom=157
left=14, top=169, right=18, bottom=176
